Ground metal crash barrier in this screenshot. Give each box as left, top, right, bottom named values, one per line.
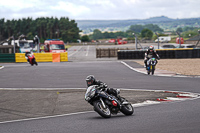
left=34, top=53, right=53, bottom=62
left=0, top=54, right=15, bottom=63
left=0, top=52, right=68, bottom=63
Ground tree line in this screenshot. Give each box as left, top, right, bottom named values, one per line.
left=84, top=24, right=164, bottom=41
left=0, top=17, right=80, bottom=43
left=83, top=24, right=199, bottom=42
left=0, top=17, right=198, bottom=43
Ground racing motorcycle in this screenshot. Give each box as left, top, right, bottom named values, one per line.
left=27, top=53, right=38, bottom=66
left=85, top=85, right=134, bottom=118
left=146, top=58, right=157, bottom=75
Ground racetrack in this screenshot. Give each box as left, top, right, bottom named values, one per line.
left=0, top=45, right=200, bottom=133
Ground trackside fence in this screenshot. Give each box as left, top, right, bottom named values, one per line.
left=96, top=48, right=134, bottom=58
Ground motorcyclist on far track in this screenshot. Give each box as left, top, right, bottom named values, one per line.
left=144, top=45, right=160, bottom=69
left=25, top=50, right=31, bottom=63
left=86, top=75, right=124, bottom=103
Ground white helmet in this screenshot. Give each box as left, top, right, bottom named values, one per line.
left=149, top=45, right=154, bottom=50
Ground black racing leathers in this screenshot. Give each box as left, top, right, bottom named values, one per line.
left=144, top=49, right=160, bottom=67
left=92, top=80, right=119, bottom=98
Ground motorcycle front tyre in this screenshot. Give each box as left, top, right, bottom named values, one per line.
left=146, top=66, right=150, bottom=75
left=152, top=66, right=155, bottom=75
left=93, top=100, right=111, bottom=118
left=147, top=71, right=150, bottom=75
left=120, top=103, right=134, bottom=116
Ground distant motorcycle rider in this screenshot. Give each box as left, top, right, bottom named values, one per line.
left=86, top=75, right=123, bottom=102
left=25, top=51, right=31, bottom=63
left=144, top=45, right=160, bottom=69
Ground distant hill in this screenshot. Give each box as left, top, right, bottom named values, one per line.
left=145, top=16, right=174, bottom=22
left=76, top=16, right=200, bottom=33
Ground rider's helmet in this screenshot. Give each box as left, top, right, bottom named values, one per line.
left=149, top=45, right=154, bottom=52
left=25, top=50, right=29, bottom=56
left=86, top=75, right=96, bottom=87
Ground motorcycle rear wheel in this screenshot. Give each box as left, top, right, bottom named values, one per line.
left=93, top=100, right=111, bottom=118
left=33, top=59, right=38, bottom=66
left=34, top=61, right=38, bottom=66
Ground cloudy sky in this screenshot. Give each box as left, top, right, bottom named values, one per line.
left=0, top=0, right=200, bottom=20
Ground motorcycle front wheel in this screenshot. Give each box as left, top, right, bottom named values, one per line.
left=152, top=65, right=155, bottom=75
left=147, top=71, right=150, bottom=75
left=120, top=98, right=134, bottom=116
left=93, top=100, right=111, bottom=118
left=147, top=66, right=150, bottom=75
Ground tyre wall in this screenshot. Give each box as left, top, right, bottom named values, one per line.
left=117, top=49, right=200, bottom=59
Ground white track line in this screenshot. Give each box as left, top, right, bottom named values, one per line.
left=86, top=45, right=89, bottom=56
left=121, top=61, right=146, bottom=74
left=0, top=111, right=94, bottom=124
left=68, top=46, right=83, bottom=57
left=121, top=61, right=200, bottom=78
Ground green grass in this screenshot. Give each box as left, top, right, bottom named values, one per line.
left=65, top=45, right=72, bottom=49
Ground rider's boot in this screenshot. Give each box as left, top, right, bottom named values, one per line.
left=116, top=89, right=130, bottom=104
left=144, top=62, right=148, bottom=70
left=116, top=90, right=125, bottom=104
left=117, top=94, right=123, bottom=103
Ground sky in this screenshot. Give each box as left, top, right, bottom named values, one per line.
left=0, top=0, right=200, bottom=20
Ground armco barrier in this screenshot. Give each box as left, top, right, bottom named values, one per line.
left=15, top=53, right=53, bottom=62
left=34, top=53, right=53, bottom=62
left=1, top=52, right=68, bottom=63
left=0, top=54, right=15, bottom=63
left=15, top=53, right=27, bottom=62
left=60, top=52, right=68, bottom=62
left=117, top=49, right=200, bottom=59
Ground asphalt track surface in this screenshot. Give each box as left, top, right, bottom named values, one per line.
left=1, top=45, right=200, bottom=133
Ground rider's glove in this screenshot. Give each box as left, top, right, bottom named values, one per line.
left=103, top=83, right=108, bottom=88
left=99, top=83, right=107, bottom=90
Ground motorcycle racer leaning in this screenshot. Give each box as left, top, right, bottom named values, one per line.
left=144, top=45, right=160, bottom=69
left=25, top=51, right=31, bottom=63
left=86, top=75, right=124, bottom=103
